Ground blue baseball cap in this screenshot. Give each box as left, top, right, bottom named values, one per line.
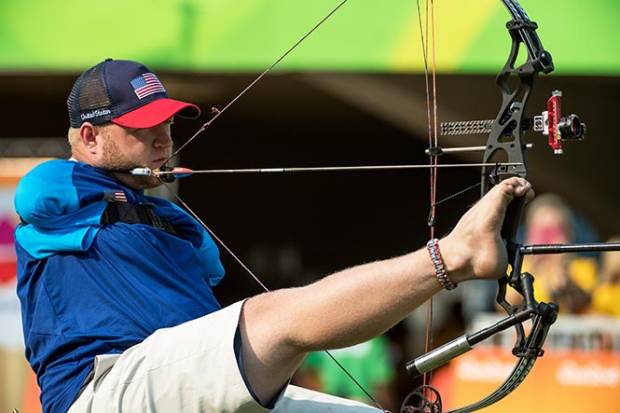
left=67, top=59, right=200, bottom=128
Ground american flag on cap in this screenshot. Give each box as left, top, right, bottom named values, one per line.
left=130, top=73, right=166, bottom=100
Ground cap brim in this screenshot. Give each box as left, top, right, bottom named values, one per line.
left=112, top=98, right=200, bottom=128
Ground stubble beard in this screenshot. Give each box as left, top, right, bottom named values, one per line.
left=101, top=133, right=163, bottom=189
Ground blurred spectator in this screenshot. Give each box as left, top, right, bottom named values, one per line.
left=510, top=194, right=598, bottom=313
left=591, top=236, right=620, bottom=317
left=294, top=336, right=397, bottom=411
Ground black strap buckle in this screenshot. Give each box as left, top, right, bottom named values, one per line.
left=101, top=202, right=177, bottom=235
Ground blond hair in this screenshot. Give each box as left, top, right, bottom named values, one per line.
left=67, top=124, right=114, bottom=152
left=67, top=127, right=81, bottom=148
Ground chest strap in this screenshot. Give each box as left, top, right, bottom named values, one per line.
left=101, top=202, right=177, bottom=235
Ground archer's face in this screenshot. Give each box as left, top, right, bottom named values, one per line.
left=100, top=119, right=173, bottom=169
left=98, top=119, right=173, bottom=188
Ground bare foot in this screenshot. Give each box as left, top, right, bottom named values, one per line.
left=440, top=177, right=534, bottom=283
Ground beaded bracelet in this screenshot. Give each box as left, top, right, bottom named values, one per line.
left=426, top=238, right=457, bottom=290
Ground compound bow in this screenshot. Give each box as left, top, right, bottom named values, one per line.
left=400, top=1, right=618, bottom=412
left=129, top=1, right=620, bottom=412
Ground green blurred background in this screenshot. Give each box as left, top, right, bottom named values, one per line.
left=1, top=0, right=619, bottom=74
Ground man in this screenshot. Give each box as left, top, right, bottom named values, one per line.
left=15, top=59, right=533, bottom=413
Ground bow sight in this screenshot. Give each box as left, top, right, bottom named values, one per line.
left=533, top=90, right=586, bottom=153
left=439, top=90, right=586, bottom=156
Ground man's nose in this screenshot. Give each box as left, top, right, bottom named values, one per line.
left=153, top=126, right=173, bottom=148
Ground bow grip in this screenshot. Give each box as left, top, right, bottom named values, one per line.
left=502, top=196, right=526, bottom=264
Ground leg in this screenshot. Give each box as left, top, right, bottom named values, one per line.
left=238, top=247, right=442, bottom=406
left=238, top=178, right=534, bottom=404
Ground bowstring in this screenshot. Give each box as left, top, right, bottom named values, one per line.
left=158, top=2, right=387, bottom=410
left=163, top=0, right=349, bottom=166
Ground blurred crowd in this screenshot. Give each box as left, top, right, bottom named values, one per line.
left=293, top=193, right=620, bottom=409
left=505, top=193, right=620, bottom=316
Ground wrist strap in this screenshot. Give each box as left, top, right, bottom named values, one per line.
left=426, top=238, right=457, bottom=290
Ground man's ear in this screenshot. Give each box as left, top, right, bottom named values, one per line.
left=79, top=123, right=99, bottom=154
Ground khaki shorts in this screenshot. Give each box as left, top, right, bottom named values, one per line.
left=68, top=301, right=382, bottom=412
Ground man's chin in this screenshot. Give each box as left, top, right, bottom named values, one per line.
left=137, top=176, right=166, bottom=189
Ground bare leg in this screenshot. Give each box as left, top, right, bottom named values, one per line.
left=238, top=177, right=533, bottom=404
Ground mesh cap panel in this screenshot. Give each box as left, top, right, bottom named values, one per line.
left=67, top=63, right=113, bottom=127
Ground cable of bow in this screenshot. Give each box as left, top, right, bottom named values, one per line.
left=416, top=0, right=439, bottom=409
